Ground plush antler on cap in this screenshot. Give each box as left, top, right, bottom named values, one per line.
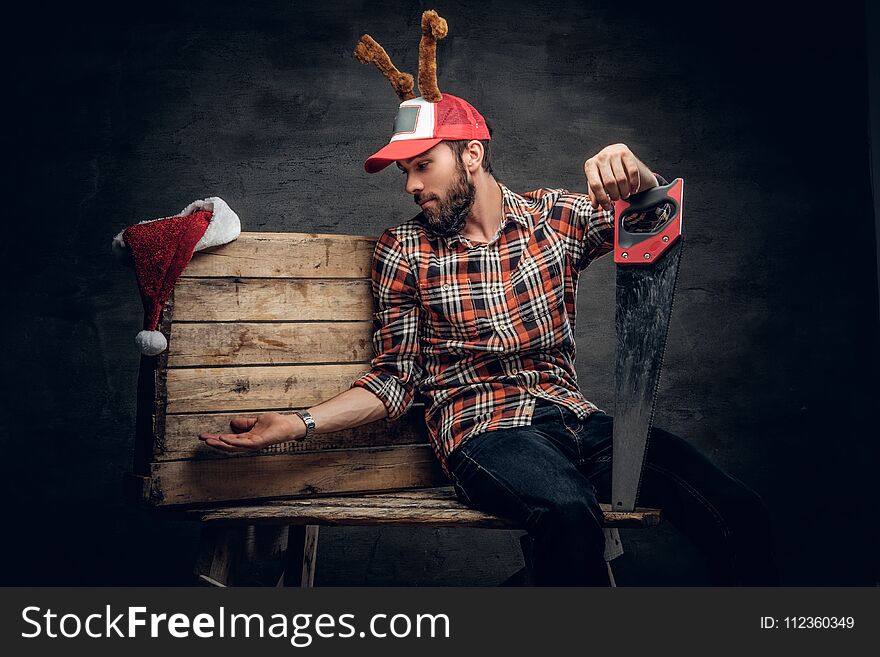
left=418, top=9, right=448, bottom=102
left=354, top=34, right=416, bottom=101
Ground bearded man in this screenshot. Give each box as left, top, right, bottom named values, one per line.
left=200, top=93, right=780, bottom=587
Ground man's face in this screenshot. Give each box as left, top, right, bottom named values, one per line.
left=396, top=142, right=476, bottom=238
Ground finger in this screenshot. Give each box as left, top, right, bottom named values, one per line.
left=217, top=432, right=264, bottom=451
left=584, top=159, right=606, bottom=210
left=610, top=156, right=631, bottom=199
left=215, top=438, right=254, bottom=453
left=597, top=158, right=620, bottom=206
left=621, top=152, right=641, bottom=194
left=203, top=437, right=241, bottom=453
left=229, top=416, right=258, bottom=433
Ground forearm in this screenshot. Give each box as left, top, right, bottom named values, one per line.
left=287, top=386, right=389, bottom=440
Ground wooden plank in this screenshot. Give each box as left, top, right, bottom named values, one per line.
left=131, top=295, right=173, bottom=480
left=166, top=321, right=376, bottom=367
left=182, top=232, right=376, bottom=279
left=194, top=524, right=246, bottom=586
left=282, top=525, right=319, bottom=587
left=190, top=495, right=662, bottom=529
left=178, top=488, right=663, bottom=529
left=122, top=472, right=152, bottom=504
left=149, top=444, right=449, bottom=506
left=205, top=505, right=511, bottom=528
left=266, top=488, right=461, bottom=503
left=262, top=490, right=473, bottom=510
left=165, top=363, right=373, bottom=414
left=172, top=278, right=374, bottom=322
left=159, top=408, right=427, bottom=461
left=132, top=354, right=159, bottom=476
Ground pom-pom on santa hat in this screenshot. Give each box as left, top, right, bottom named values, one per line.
left=354, top=9, right=491, bottom=174
left=112, top=197, right=241, bottom=355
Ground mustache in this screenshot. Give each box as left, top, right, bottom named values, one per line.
left=415, top=195, right=438, bottom=205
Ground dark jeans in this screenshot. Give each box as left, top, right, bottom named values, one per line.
left=446, top=399, right=781, bottom=586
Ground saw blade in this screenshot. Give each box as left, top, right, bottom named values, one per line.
left=612, top=238, right=683, bottom=512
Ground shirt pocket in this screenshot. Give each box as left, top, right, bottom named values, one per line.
left=420, top=276, right=482, bottom=341
left=508, top=248, right=565, bottom=331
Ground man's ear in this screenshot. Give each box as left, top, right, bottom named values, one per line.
left=466, top=140, right=484, bottom=171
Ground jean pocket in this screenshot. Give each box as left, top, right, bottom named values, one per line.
left=553, top=403, right=586, bottom=435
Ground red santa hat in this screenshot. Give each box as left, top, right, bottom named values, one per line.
left=112, top=197, right=241, bottom=355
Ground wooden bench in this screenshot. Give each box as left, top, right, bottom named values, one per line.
left=123, top=231, right=662, bottom=586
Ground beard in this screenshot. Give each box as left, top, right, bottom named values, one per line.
left=417, top=158, right=476, bottom=239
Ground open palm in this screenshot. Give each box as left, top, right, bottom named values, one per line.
left=198, top=412, right=297, bottom=452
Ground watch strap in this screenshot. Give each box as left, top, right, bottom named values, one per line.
left=293, top=410, right=316, bottom=440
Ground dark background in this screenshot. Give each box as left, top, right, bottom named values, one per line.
left=1, top=0, right=877, bottom=586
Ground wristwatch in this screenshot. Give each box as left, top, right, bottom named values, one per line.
left=293, top=410, right=316, bottom=440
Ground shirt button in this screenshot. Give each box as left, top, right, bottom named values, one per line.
left=442, top=283, right=450, bottom=290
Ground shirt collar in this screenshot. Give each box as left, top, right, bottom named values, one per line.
left=442, top=182, right=531, bottom=249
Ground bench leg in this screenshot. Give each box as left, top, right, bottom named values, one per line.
left=519, top=533, right=535, bottom=572
left=606, top=560, right=617, bottom=587
left=277, top=525, right=319, bottom=587
left=194, top=523, right=246, bottom=587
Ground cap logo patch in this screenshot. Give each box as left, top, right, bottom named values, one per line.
left=392, top=106, right=420, bottom=137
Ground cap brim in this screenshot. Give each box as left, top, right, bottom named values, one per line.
left=364, top=138, right=444, bottom=174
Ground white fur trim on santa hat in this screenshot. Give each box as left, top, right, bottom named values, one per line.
left=178, top=197, right=241, bottom=252
left=110, top=196, right=241, bottom=257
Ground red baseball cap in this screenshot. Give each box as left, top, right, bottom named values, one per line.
left=364, top=93, right=491, bottom=173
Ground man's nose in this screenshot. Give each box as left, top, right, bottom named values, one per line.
left=405, top=175, right=423, bottom=196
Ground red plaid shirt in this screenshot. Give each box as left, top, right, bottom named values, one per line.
left=351, top=177, right=668, bottom=477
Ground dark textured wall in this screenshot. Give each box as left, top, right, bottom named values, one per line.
left=2, top=0, right=877, bottom=586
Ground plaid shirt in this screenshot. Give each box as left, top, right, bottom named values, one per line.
left=351, top=175, right=669, bottom=477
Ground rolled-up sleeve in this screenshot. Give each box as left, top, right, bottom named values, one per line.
left=570, top=172, right=671, bottom=271
left=349, top=228, right=423, bottom=420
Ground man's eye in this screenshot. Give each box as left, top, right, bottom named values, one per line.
left=417, top=162, right=428, bottom=170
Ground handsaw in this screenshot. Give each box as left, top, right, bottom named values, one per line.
left=611, top=178, right=684, bottom=513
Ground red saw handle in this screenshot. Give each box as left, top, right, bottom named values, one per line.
left=613, top=177, right=684, bottom=265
